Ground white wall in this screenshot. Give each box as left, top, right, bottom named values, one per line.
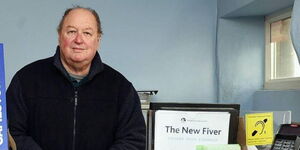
left=0, top=0, right=218, bottom=102
left=217, top=17, right=265, bottom=112
left=218, top=0, right=300, bottom=121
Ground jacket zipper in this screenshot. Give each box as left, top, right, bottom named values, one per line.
left=72, top=90, right=78, bottom=150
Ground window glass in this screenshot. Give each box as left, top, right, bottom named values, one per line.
left=270, top=18, right=300, bottom=79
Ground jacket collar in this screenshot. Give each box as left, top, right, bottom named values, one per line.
left=53, top=46, right=104, bottom=83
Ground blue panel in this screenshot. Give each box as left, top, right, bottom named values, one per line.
left=0, top=44, right=9, bottom=150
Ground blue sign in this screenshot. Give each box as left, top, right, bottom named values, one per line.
left=0, top=44, right=9, bottom=150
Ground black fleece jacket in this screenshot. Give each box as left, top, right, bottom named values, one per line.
left=7, top=47, right=146, bottom=150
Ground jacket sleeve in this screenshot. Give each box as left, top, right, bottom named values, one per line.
left=109, top=82, right=146, bottom=150
left=7, top=74, right=43, bottom=150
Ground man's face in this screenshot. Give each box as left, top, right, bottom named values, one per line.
left=58, top=8, right=100, bottom=67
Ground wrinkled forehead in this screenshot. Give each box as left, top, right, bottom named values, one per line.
left=62, top=8, right=98, bottom=30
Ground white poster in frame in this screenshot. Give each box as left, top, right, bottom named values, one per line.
left=154, top=110, right=230, bottom=150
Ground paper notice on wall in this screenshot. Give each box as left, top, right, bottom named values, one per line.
left=154, top=110, right=230, bottom=150
left=0, top=44, right=9, bottom=149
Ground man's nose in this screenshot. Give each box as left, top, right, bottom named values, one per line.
left=74, top=33, right=83, bottom=44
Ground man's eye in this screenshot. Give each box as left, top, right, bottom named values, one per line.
left=67, top=31, right=76, bottom=34
left=84, top=32, right=92, bottom=36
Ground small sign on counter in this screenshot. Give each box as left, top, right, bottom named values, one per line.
left=245, top=112, right=274, bottom=146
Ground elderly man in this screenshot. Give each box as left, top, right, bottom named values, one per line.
left=7, top=6, right=146, bottom=150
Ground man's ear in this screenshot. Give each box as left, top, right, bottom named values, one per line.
left=58, top=31, right=62, bottom=44
left=98, top=34, right=101, bottom=41
left=97, top=35, right=102, bottom=51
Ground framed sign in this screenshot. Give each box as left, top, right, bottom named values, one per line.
left=147, top=102, right=240, bottom=150
left=154, top=110, right=230, bottom=150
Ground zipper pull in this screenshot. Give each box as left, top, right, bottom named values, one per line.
left=74, top=90, right=78, bottom=106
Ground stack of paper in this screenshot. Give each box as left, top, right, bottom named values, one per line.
left=196, top=144, right=240, bottom=150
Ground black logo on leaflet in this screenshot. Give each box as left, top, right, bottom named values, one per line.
left=252, top=118, right=268, bottom=136
left=181, top=117, right=186, bottom=123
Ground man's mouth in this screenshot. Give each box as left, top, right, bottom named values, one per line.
left=72, top=47, right=85, bottom=51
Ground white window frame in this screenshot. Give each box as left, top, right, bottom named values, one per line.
left=264, top=7, right=300, bottom=90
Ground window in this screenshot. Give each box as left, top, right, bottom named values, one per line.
left=265, top=8, right=300, bottom=90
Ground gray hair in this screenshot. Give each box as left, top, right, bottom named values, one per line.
left=57, top=6, right=103, bottom=36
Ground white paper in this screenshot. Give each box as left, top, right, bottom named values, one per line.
left=154, top=110, right=231, bottom=150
